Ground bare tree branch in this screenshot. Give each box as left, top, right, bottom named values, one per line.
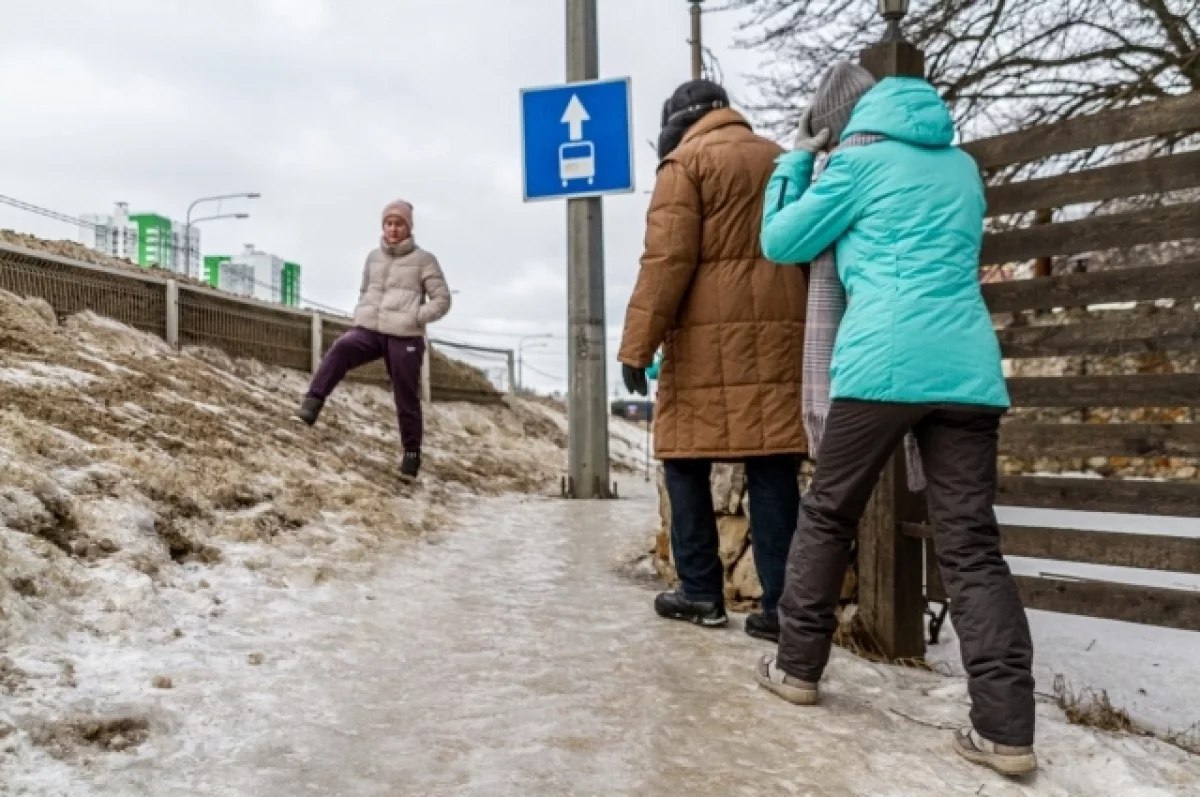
left=730, top=0, right=1200, bottom=145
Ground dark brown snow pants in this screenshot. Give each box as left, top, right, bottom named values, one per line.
left=777, top=400, right=1035, bottom=747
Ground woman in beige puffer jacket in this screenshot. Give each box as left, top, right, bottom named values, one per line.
left=293, top=199, right=452, bottom=481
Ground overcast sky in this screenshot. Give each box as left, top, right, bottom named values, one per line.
left=0, top=0, right=772, bottom=395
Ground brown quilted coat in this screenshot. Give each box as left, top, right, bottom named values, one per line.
left=618, top=109, right=808, bottom=459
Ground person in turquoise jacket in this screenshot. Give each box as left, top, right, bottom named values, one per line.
left=752, top=64, right=1037, bottom=778
left=761, top=79, right=1009, bottom=409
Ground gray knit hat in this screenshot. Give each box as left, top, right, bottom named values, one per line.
left=809, top=62, right=877, bottom=144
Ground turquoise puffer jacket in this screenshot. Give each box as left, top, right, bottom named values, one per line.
left=761, top=78, right=1009, bottom=409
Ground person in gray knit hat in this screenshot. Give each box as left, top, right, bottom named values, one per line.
left=807, top=62, right=879, bottom=148
left=801, top=63, right=930, bottom=492
left=757, top=64, right=1037, bottom=778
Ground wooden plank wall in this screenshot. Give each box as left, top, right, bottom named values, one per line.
left=916, top=91, right=1200, bottom=633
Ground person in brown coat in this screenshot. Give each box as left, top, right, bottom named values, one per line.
left=618, top=80, right=808, bottom=640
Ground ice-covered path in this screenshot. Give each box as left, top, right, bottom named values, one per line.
left=9, top=486, right=1199, bottom=796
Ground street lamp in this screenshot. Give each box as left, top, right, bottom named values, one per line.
left=183, top=213, right=250, bottom=278
left=184, top=192, right=261, bottom=277
left=878, top=0, right=910, bottom=43
left=191, top=213, right=250, bottom=223
left=518, top=334, right=553, bottom=392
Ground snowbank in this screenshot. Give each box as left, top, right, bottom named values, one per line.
left=927, top=505, right=1200, bottom=745
left=0, top=287, right=642, bottom=771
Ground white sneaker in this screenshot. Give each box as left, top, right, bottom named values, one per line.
left=754, top=655, right=819, bottom=706
left=953, top=726, right=1037, bottom=776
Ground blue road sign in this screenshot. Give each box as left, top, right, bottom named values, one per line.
left=520, top=77, right=634, bottom=202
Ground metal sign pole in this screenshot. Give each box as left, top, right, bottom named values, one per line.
left=565, top=0, right=611, bottom=499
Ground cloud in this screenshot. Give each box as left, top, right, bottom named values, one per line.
left=0, top=0, right=764, bottom=393
left=254, top=0, right=330, bottom=35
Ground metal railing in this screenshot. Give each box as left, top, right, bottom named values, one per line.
left=0, top=240, right=502, bottom=404
left=429, top=337, right=516, bottom=394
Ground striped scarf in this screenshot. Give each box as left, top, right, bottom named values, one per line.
left=802, top=133, right=927, bottom=492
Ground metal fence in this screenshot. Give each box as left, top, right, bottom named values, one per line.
left=179, top=288, right=312, bottom=372
left=0, top=240, right=502, bottom=404
left=429, top=338, right=516, bottom=394
left=0, top=242, right=168, bottom=336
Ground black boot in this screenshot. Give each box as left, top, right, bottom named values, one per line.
left=293, top=396, right=324, bottom=426
left=654, top=590, right=727, bottom=628
left=744, top=611, right=780, bottom=643
left=400, top=450, right=421, bottom=482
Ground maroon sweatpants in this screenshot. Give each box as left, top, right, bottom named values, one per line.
left=307, top=327, right=425, bottom=452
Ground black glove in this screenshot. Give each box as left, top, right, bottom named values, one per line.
left=622, top=363, right=649, bottom=397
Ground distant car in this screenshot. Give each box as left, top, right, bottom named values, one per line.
left=611, top=399, right=653, bottom=423
left=559, top=141, right=595, bottom=187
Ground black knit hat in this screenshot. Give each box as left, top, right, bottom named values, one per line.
left=658, top=79, right=729, bottom=158
left=662, top=79, right=729, bottom=125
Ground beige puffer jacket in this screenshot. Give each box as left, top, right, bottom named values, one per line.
left=352, top=238, right=452, bottom=337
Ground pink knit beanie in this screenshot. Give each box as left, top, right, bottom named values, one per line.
left=381, top=199, right=414, bottom=230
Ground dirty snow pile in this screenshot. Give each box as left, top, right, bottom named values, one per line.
left=0, top=229, right=211, bottom=291
left=0, top=287, right=640, bottom=778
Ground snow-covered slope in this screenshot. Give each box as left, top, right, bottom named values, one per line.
left=0, top=287, right=642, bottom=773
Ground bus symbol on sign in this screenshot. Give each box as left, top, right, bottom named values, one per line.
left=559, top=141, right=595, bottom=186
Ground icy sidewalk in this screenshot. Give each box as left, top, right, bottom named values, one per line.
left=5, top=487, right=1199, bottom=797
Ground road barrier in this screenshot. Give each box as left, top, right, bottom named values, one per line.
left=0, top=240, right=503, bottom=404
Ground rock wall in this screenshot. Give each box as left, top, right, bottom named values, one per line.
left=651, top=463, right=761, bottom=608
left=650, top=460, right=856, bottom=611
left=1003, top=304, right=1200, bottom=481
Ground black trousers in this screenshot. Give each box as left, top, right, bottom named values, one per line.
left=777, top=400, right=1035, bottom=747
left=663, top=455, right=800, bottom=615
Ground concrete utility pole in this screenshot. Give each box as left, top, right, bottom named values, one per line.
left=565, top=0, right=611, bottom=499
left=689, top=0, right=704, bottom=79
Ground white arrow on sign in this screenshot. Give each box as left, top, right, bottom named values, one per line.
left=560, top=94, right=590, bottom=142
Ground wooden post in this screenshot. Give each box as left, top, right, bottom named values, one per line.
left=310, top=312, right=323, bottom=374
left=860, top=39, right=925, bottom=80
left=858, top=456, right=927, bottom=660
left=165, top=280, right=180, bottom=348
left=853, top=26, right=929, bottom=661
left=507, top=349, right=517, bottom=394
